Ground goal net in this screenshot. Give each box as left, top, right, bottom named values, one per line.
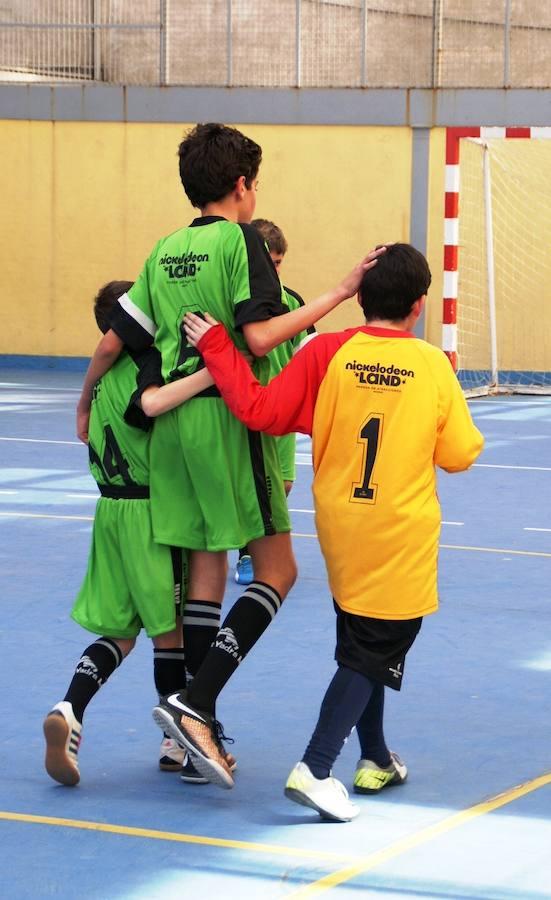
left=452, top=136, right=551, bottom=395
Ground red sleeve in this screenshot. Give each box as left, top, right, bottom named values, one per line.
left=198, top=325, right=339, bottom=436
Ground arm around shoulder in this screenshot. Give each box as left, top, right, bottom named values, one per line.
left=139, top=367, right=215, bottom=417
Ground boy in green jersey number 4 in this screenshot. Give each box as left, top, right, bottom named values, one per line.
left=44, top=281, right=230, bottom=786
left=76, top=123, right=384, bottom=788
left=234, top=218, right=316, bottom=587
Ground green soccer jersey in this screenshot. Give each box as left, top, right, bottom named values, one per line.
left=110, top=216, right=286, bottom=386
left=87, top=348, right=160, bottom=490
left=267, top=286, right=315, bottom=379
left=108, top=216, right=291, bottom=549
left=266, top=286, right=316, bottom=484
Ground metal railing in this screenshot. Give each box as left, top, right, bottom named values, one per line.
left=1, top=1, right=549, bottom=89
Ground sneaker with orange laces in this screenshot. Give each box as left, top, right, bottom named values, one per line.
left=181, top=746, right=237, bottom=784
left=153, top=692, right=234, bottom=789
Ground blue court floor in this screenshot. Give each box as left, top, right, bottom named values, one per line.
left=1, top=368, right=550, bottom=899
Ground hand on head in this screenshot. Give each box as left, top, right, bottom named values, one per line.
left=338, top=246, right=387, bottom=300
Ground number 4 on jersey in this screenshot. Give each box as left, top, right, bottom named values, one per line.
left=89, top=424, right=132, bottom=485
left=351, top=414, right=383, bottom=503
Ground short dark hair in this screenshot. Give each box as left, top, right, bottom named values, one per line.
left=94, top=280, right=134, bottom=334
left=359, top=243, right=431, bottom=322
left=178, top=123, right=262, bottom=209
left=251, top=218, right=288, bottom=256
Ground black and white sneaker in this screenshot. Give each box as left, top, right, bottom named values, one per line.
left=153, top=692, right=234, bottom=789
left=43, top=701, right=82, bottom=786
left=180, top=753, right=209, bottom=784
left=180, top=728, right=237, bottom=784
left=159, top=734, right=186, bottom=771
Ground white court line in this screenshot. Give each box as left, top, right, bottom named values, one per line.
left=0, top=490, right=18, bottom=494
left=1, top=435, right=550, bottom=471
left=474, top=463, right=551, bottom=472
left=0, top=512, right=93, bottom=521
left=1, top=511, right=549, bottom=557
left=524, top=527, right=551, bottom=532
left=290, top=534, right=549, bottom=556
left=0, top=436, right=81, bottom=446
left=290, top=508, right=463, bottom=526
left=65, top=493, right=98, bottom=499
left=0, top=383, right=80, bottom=393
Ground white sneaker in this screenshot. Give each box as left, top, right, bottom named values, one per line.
left=159, top=735, right=186, bottom=771
left=284, top=761, right=359, bottom=822
left=43, top=701, right=82, bottom=786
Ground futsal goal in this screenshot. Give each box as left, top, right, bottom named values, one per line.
left=442, top=127, right=551, bottom=396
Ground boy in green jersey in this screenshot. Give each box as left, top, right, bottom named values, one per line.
left=76, top=124, right=384, bottom=787
left=234, top=218, right=316, bottom=586
left=44, top=281, right=226, bottom=786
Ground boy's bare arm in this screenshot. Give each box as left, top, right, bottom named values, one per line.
left=76, top=329, right=123, bottom=443
left=242, top=247, right=386, bottom=357
left=139, top=344, right=254, bottom=416
left=140, top=368, right=215, bottom=417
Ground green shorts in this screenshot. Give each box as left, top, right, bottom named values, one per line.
left=150, top=397, right=291, bottom=550
left=276, top=433, right=296, bottom=483
left=72, top=497, right=187, bottom=639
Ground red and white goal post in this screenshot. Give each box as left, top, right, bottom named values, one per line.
left=442, top=126, right=551, bottom=396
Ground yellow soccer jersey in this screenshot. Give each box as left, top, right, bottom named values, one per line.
left=198, top=324, right=485, bottom=620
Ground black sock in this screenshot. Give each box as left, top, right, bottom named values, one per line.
left=182, top=599, right=222, bottom=678
left=188, top=581, right=282, bottom=715
left=302, top=666, right=374, bottom=780
left=238, top=546, right=249, bottom=559
left=153, top=647, right=187, bottom=698
left=355, top=682, right=391, bottom=767
left=64, top=637, right=123, bottom=723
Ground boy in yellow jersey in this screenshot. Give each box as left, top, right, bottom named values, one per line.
left=182, top=243, right=484, bottom=820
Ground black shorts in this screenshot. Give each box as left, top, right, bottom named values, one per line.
left=333, top=601, right=422, bottom=691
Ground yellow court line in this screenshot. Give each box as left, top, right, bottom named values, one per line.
left=284, top=770, right=551, bottom=897
left=0, top=811, right=355, bottom=863
left=3, top=772, right=551, bottom=893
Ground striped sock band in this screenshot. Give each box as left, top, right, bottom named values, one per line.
left=64, top=636, right=124, bottom=723
left=182, top=599, right=222, bottom=677
left=153, top=647, right=186, bottom=697
left=188, top=581, right=283, bottom=714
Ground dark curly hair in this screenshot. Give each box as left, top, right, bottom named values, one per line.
left=178, top=123, right=262, bottom=209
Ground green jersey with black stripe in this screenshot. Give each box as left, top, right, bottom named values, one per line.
left=87, top=349, right=160, bottom=489
left=108, top=216, right=291, bottom=550
left=266, top=286, right=316, bottom=483
left=111, top=216, right=286, bottom=385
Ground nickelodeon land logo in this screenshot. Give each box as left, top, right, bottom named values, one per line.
left=159, top=252, right=209, bottom=280
left=346, top=360, right=415, bottom=387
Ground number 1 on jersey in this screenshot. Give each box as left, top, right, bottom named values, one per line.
left=351, top=414, right=383, bottom=503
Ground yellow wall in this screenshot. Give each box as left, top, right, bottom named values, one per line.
left=0, top=121, right=412, bottom=357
